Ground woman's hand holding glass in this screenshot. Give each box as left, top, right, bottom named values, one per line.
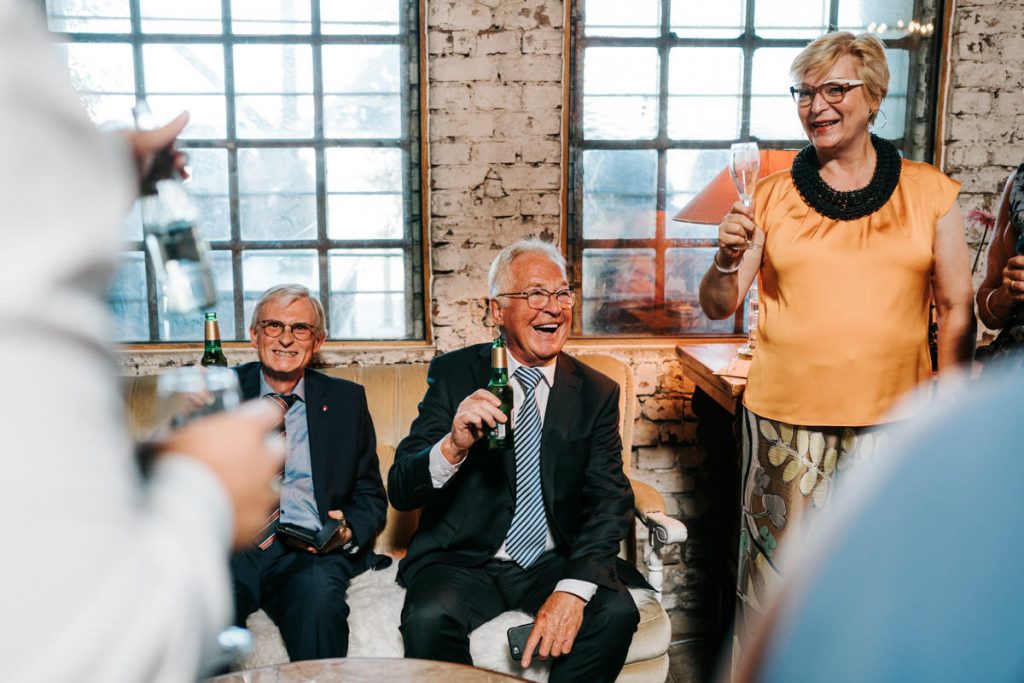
left=717, top=200, right=762, bottom=267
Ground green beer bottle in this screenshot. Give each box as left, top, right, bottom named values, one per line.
left=487, top=335, right=513, bottom=449
left=200, top=312, right=229, bottom=367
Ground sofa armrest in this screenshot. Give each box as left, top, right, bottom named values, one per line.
left=629, top=478, right=688, bottom=599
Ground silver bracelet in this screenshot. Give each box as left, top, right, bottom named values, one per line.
left=713, top=250, right=742, bottom=274
left=982, top=288, right=1003, bottom=324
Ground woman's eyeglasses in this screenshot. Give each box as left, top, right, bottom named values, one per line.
left=789, top=79, right=864, bottom=107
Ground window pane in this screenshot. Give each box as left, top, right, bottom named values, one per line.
left=838, top=0, right=915, bottom=40
left=582, top=150, right=657, bottom=239
left=184, top=148, right=230, bottom=241
left=585, top=0, right=660, bottom=37
left=108, top=252, right=148, bottom=342
left=58, top=42, right=135, bottom=127
left=143, top=44, right=226, bottom=138
left=666, top=149, right=729, bottom=239
left=583, top=47, right=659, bottom=140
left=47, top=0, right=130, bottom=34
left=157, top=251, right=234, bottom=341
left=140, top=0, right=221, bottom=34
left=326, top=148, right=404, bottom=240
left=880, top=49, right=908, bottom=139
left=234, top=44, right=313, bottom=139
left=322, top=45, right=402, bottom=139
left=329, top=250, right=407, bottom=338
left=238, top=148, right=317, bottom=241
left=668, top=47, right=742, bottom=140
left=669, top=0, right=744, bottom=39
left=666, top=248, right=735, bottom=333
left=581, top=249, right=656, bottom=335
left=242, top=250, right=319, bottom=326
left=321, top=1, right=399, bottom=35
left=754, top=0, right=828, bottom=39
left=232, top=0, right=311, bottom=35
left=750, top=47, right=805, bottom=140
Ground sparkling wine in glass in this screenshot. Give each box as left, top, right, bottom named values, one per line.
left=729, top=142, right=761, bottom=249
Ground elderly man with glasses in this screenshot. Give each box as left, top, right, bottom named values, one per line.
left=388, top=239, right=646, bottom=682
left=230, top=284, right=388, bottom=661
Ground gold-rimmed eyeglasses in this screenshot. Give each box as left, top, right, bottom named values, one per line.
left=495, top=288, right=575, bottom=310
left=789, top=79, right=864, bottom=107
left=258, top=319, right=317, bottom=340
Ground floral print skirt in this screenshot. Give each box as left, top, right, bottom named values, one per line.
left=732, top=408, right=887, bottom=663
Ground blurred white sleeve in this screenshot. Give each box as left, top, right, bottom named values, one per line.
left=0, top=2, right=234, bottom=681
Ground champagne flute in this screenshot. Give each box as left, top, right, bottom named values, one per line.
left=729, top=141, right=762, bottom=250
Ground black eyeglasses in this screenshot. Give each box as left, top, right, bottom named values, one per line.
left=495, top=288, right=575, bottom=310
left=790, top=79, right=864, bottom=107
left=257, top=319, right=318, bottom=340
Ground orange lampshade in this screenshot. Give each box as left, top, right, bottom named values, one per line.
left=671, top=149, right=799, bottom=224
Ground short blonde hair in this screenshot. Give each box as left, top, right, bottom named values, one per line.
left=790, top=31, right=889, bottom=124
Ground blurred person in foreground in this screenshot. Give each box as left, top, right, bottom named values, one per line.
left=0, top=1, right=284, bottom=680
left=976, top=163, right=1024, bottom=369
left=697, top=31, right=975, bottom=657
left=229, top=284, right=388, bottom=661
left=388, top=239, right=645, bottom=681
left=728, top=364, right=1023, bottom=683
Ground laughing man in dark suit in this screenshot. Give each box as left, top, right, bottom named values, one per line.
left=389, top=239, right=642, bottom=682
left=230, top=284, right=388, bottom=661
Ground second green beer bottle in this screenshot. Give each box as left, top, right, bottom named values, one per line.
left=487, top=335, right=513, bottom=449
left=200, top=311, right=229, bottom=367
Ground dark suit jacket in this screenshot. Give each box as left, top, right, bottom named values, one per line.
left=388, top=344, right=646, bottom=590
left=236, top=362, right=388, bottom=560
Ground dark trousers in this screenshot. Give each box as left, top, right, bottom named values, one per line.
left=230, top=541, right=358, bottom=661
left=400, top=552, right=639, bottom=683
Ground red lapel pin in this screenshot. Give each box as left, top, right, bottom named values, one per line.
left=322, top=405, right=328, bottom=412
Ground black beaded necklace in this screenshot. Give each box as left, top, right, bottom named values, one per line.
left=790, top=134, right=902, bottom=221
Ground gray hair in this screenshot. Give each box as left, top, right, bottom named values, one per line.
left=488, top=238, right=568, bottom=300
left=250, top=284, right=326, bottom=339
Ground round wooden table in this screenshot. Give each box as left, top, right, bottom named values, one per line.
left=207, top=657, right=530, bottom=682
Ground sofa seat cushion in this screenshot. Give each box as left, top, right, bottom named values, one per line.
left=239, top=563, right=668, bottom=682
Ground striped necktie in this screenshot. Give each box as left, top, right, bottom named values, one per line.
left=505, top=366, right=547, bottom=569
left=253, top=392, right=299, bottom=550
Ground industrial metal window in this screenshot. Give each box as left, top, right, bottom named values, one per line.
left=568, top=0, right=943, bottom=336
left=44, top=0, right=424, bottom=342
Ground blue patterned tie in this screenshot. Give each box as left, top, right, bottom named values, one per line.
left=505, top=366, right=547, bottom=569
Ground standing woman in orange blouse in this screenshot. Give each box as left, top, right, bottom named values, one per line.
left=698, top=31, right=975, bottom=658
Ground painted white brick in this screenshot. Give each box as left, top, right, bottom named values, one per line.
left=472, top=141, right=518, bottom=164
left=430, top=112, right=495, bottom=137
left=519, top=192, right=560, bottom=216
left=521, top=139, right=561, bottom=164
left=429, top=1, right=495, bottom=31
left=470, top=82, right=523, bottom=110
left=495, top=164, right=561, bottom=190
left=430, top=141, right=472, bottom=166
left=522, top=83, right=563, bottom=110
left=475, top=29, right=521, bottom=55
left=430, top=83, right=472, bottom=110
left=431, top=55, right=498, bottom=82
left=495, top=111, right=562, bottom=136
left=497, top=54, right=563, bottom=82
left=522, top=28, right=563, bottom=55
left=949, top=88, right=992, bottom=115
left=431, top=163, right=491, bottom=190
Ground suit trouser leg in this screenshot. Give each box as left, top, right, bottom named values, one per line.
left=510, top=554, right=640, bottom=683
left=232, top=542, right=357, bottom=661
left=400, top=563, right=509, bottom=665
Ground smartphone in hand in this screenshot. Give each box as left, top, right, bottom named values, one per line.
left=507, top=622, right=539, bottom=661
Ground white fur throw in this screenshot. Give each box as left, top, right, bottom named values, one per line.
left=242, top=562, right=552, bottom=681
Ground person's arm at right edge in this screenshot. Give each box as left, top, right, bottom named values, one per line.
left=699, top=200, right=762, bottom=319
left=977, top=173, right=1024, bottom=329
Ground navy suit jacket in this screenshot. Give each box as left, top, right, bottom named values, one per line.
left=388, top=344, right=646, bottom=590
left=236, top=362, right=388, bottom=561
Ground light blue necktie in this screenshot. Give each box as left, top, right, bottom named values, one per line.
left=505, top=366, right=547, bottom=569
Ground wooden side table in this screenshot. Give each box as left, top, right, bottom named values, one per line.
left=675, top=342, right=747, bottom=414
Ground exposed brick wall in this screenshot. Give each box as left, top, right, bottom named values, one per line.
left=943, top=0, right=1024, bottom=306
